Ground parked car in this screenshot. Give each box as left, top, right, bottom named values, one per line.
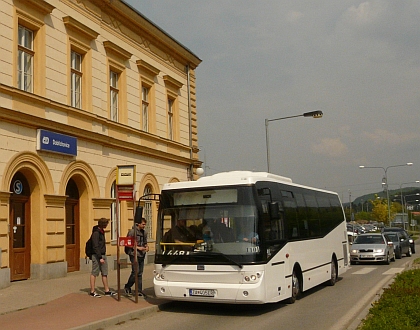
left=386, top=231, right=411, bottom=259
left=350, top=233, right=395, bottom=265
left=382, top=227, right=415, bottom=254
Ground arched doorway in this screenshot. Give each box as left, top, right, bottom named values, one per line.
left=65, top=178, right=80, bottom=272
left=9, top=172, right=31, bottom=281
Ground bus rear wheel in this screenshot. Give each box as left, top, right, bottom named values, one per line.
left=287, top=269, right=301, bottom=304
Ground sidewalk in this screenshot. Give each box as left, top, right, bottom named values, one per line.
left=0, top=262, right=168, bottom=330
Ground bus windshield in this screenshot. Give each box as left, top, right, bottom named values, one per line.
left=156, top=186, right=262, bottom=264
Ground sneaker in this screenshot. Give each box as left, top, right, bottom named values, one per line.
left=124, top=287, right=132, bottom=296
left=89, top=292, right=101, bottom=298
left=104, top=291, right=117, bottom=297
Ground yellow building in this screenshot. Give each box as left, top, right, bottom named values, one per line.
left=0, top=0, right=201, bottom=288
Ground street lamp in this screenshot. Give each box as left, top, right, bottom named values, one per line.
left=265, top=110, right=323, bottom=172
left=359, top=163, right=413, bottom=224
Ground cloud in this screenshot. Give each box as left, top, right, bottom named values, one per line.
left=311, top=138, right=348, bottom=158
left=344, top=1, right=387, bottom=26
left=363, top=129, right=420, bottom=146
left=286, top=11, right=304, bottom=23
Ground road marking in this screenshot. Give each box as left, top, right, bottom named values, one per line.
left=382, top=268, right=405, bottom=275
left=352, top=267, right=376, bottom=274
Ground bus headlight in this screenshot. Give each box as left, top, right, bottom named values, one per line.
left=155, top=273, right=165, bottom=280
left=243, top=272, right=262, bottom=283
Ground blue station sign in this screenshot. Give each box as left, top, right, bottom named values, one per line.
left=37, top=129, right=77, bottom=156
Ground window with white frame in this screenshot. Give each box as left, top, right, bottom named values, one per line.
left=110, top=70, right=119, bottom=121
left=143, top=185, right=153, bottom=236
left=71, top=51, right=82, bottom=109
left=168, top=98, right=174, bottom=140
left=17, top=25, right=34, bottom=92
left=142, top=86, right=149, bottom=132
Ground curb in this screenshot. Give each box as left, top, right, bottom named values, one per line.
left=340, top=258, right=414, bottom=330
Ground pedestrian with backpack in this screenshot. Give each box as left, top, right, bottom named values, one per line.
left=89, top=218, right=116, bottom=297
left=124, top=217, right=149, bottom=296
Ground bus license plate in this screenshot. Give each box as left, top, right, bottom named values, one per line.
left=189, top=289, right=216, bottom=297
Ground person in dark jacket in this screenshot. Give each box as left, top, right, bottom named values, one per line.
left=89, top=218, right=116, bottom=297
left=124, top=217, right=149, bottom=296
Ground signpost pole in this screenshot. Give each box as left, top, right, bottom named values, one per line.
left=116, top=165, right=136, bottom=302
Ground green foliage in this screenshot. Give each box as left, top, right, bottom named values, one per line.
left=359, top=268, right=420, bottom=330
left=354, top=211, right=372, bottom=221
left=370, top=195, right=388, bottom=223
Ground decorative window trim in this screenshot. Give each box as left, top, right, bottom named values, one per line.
left=107, top=60, right=126, bottom=124
left=163, top=75, right=183, bottom=90
left=63, top=16, right=99, bottom=41
left=141, top=85, right=150, bottom=132
left=66, top=24, right=93, bottom=111
left=136, top=60, right=160, bottom=77
left=136, top=60, right=158, bottom=133
left=15, top=9, right=45, bottom=95
left=15, top=0, right=55, bottom=16
left=103, top=41, right=132, bottom=61
left=16, top=10, right=44, bottom=31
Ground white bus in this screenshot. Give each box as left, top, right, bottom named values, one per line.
left=153, top=171, right=349, bottom=304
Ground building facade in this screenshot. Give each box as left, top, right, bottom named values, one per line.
left=0, top=0, right=201, bottom=288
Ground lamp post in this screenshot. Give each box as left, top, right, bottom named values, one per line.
left=265, top=110, right=323, bottom=173
left=359, top=163, right=413, bottom=224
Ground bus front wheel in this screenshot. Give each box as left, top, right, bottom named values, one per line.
left=327, top=258, right=338, bottom=286
left=287, top=268, right=301, bottom=304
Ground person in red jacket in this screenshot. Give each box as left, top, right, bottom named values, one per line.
left=89, top=218, right=116, bottom=297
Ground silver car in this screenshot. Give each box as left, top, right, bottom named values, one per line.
left=350, top=233, right=395, bottom=265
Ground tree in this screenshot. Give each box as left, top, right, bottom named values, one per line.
left=370, top=195, right=388, bottom=223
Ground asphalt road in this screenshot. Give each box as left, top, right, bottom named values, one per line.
left=106, top=248, right=416, bottom=330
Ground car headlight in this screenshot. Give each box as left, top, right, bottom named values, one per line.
left=409, top=239, right=413, bottom=243
left=374, top=249, right=384, bottom=253
left=351, top=249, right=358, bottom=253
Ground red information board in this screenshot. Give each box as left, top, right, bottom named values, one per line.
left=118, top=236, right=135, bottom=247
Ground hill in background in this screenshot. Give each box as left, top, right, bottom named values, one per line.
left=343, top=187, right=420, bottom=208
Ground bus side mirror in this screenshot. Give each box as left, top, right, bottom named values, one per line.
left=269, top=202, right=280, bottom=220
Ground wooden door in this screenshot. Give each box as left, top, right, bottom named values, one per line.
left=66, top=198, right=80, bottom=272
left=9, top=196, right=31, bottom=281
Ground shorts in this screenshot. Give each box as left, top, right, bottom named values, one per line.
left=91, top=255, right=108, bottom=277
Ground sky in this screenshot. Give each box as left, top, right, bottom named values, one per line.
left=124, top=0, right=420, bottom=202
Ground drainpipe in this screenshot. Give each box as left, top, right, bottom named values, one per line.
left=186, top=64, right=193, bottom=180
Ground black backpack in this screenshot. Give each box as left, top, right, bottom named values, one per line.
left=85, top=235, right=93, bottom=259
